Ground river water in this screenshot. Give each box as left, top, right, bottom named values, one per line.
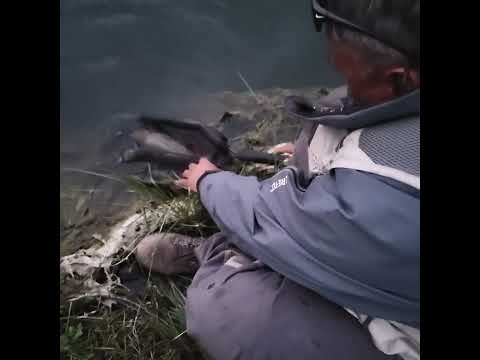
left=60, top=0, right=344, bottom=242
left=60, top=0, right=342, bottom=152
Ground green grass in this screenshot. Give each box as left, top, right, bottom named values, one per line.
left=60, top=152, right=281, bottom=360
left=60, top=274, right=207, bottom=360
left=60, top=178, right=220, bottom=360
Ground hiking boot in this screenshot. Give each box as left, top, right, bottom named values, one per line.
left=135, top=232, right=202, bottom=275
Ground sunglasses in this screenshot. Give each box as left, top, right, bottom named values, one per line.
left=311, top=0, right=416, bottom=65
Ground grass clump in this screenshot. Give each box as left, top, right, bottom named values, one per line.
left=60, top=275, right=207, bottom=360
left=60, top=178, right=218, bottom=360
left=60, top=161, right=281, bottom=360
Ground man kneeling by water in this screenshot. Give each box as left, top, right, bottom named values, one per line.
left=136, top=1, right=420, bottom=359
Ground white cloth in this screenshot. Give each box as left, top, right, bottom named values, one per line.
left=346, top=308, right=420, bottom=360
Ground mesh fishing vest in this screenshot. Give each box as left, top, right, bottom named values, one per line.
left=287, top=87, right=420, bottom=190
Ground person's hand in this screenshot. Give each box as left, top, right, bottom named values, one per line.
left=268, top=142, right=295, bottom=156
left=175, top=157, right=220, bottom=192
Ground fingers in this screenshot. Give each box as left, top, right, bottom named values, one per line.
left=268, top=142, right=295, bottom=155
left=174, top=178, right=189, bottom=190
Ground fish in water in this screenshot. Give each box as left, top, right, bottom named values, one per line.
left=129, top=128, right=192, bottom=156
left=118, top=116, right=284, bottom=175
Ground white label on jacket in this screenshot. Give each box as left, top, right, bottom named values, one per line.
left=270, top=176, right=288, bottom=192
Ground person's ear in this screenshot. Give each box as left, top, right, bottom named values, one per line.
left=386, top=67, right=420, bottom=95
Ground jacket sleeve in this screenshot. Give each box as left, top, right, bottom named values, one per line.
left=198, top=167, right=420, bottom=327
left=198, top=170, right=263, bottom=253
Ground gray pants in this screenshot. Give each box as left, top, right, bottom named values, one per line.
left=185, top=233, right=396, bottom=360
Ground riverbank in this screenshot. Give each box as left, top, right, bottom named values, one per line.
left=60, top=85, right=336, bottom=359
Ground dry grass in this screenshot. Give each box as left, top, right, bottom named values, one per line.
left=60, top=115, right=285, bottom=360
left=60, top=177, right=216, bottom=359
left=60, top=273, right=208, bottom=360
